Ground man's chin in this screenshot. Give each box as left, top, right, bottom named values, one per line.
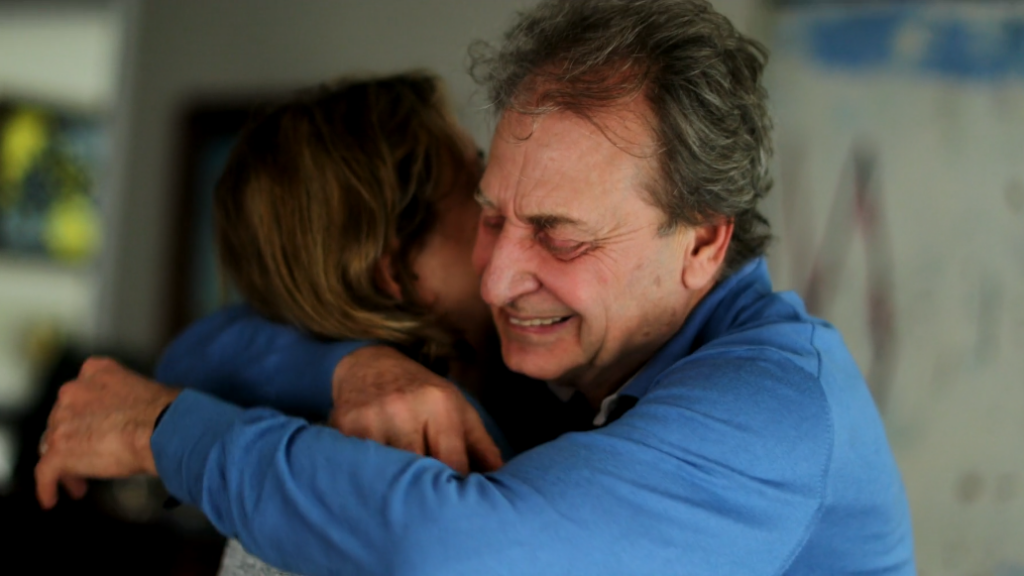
left=499, top=341, right=577, bottom=382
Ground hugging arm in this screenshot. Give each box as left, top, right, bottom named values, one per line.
left=156, top=305, right=369, bottom=419
left=157, top=305, right=507, bottom=471
left=153, top=354, right=836, bottom=576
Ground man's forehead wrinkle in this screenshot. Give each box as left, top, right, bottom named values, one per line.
left=511, top=167, right=603, bottom=236
left=514, top=95, right=657, bottom=154
left=514, top=178, right=622, bottom=240
left=588, top=110, right=658, bottom=160
left=489, top=104, right=659, bottom=242
left=581, top=214, right=659, bottom=247
left=480, top=118, right=531, bottom=210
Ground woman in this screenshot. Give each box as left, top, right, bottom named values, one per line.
left=162, top=72, right=505, bottom=575
left=213, top=72, right=491, bottom=386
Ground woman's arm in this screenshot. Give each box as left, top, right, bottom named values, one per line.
left=151, top=355, right=841, bottom=576
left=156, top=305, right=510, bottom=465
left=155, top=305, right=371, bottom=420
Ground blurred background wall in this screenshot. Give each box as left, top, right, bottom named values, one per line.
left=0, top=1, right=1020, bottom=574
left=0, top=0, right=126, bottom=490
left=765, top=5, right=1024, bottom=575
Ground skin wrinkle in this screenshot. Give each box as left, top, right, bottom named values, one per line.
left=480, top=129, right=662, bottom=268
left=470, top=0, right=772, bottom=276
left=474, top=104, right=717, bottom=406
left=503, top=110, right=656, bottom=240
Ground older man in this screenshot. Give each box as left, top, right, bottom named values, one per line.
left=36, top=0, right=915, bottom=574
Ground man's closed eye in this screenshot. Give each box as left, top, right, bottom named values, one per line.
left=538, top=233, right=590, bottom=260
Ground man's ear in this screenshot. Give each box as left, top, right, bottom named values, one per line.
left=374, top=253, right=404, bottom=302
left=681, top=219, right=734, bottom=291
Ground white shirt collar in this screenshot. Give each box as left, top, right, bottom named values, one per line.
left=592, top=380, right=631, bottom=427
left=545, top=365, right=644, bottom=427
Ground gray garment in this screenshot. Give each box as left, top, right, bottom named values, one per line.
left=219, top=538, right=298, bottom=576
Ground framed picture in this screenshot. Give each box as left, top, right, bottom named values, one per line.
left=0, top=101, right=106, bottom=264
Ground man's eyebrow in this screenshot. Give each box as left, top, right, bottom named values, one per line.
left=474, top=189, right=590, bottom=232
left=525, top=213, right=585, bottom=231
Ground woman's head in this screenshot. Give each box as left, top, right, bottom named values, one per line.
left=214, top=72, right=487, bottom=360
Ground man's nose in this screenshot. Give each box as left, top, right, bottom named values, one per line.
left=480, top=226, right=541, bottom=307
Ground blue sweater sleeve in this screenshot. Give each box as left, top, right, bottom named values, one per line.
left=155, top=305, right=371, bottom=419
left=152, top=350, right=838, bottom=576
left=155, top=305, right=512, bottom=458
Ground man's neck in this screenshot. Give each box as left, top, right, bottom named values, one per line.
left=551, top=351, right=650, bottom=410
left=554, top=283, right=715, bottom=409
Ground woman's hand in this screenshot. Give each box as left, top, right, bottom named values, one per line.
left=329, top=346, right=503, bottom=475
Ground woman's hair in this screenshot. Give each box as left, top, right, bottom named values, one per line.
left=214, top=72, right=478, bottom=360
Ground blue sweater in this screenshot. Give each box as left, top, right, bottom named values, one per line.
left=152, top=258, right=915, bottom=575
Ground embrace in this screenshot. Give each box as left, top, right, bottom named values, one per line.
left=35, top=0, right=915, bottom=574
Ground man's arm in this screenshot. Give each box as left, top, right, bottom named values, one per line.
left=156, top=305, right=369, bottom=419
left=157, top=306, right=506, bottom=470
left=152, top=353, right=838, bottom=576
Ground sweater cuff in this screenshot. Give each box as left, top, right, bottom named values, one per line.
left=312, top=340, right=376, bottom=407
left=151, top=389, right=245, bottom=506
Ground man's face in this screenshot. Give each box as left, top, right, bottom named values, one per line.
left=472, top=106, right=701, bottom=399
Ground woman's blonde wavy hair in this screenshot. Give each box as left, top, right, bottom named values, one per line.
left=214, top=72, right=479, bottom=362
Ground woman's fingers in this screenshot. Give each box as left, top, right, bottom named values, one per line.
left=462, top=407, right=504, bottom=473
left=330, top=362, right=499, bottom=475
left=385, top=424, right=427, bottom=457
left=424, top=410, right=470, bottom=476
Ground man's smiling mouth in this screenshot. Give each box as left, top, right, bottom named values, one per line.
left=508, top=315, right=573, bottom=327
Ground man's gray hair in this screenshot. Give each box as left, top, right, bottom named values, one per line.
left=471, top=0, right=773, bottom=275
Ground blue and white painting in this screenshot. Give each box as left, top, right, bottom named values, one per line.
left=766, top=3, right=1024, bottom=575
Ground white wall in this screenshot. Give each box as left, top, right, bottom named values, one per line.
left=0, top=3, right=123, bottom=403
left=767, top=5, right=1024, bottom=574
left=0, top=2, right=125, bottom=398
left=0, top=1, right=126, bottom=492
left=101, top=0, right=767, bottom=355
left=0, top=4, right=122, bottom=109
